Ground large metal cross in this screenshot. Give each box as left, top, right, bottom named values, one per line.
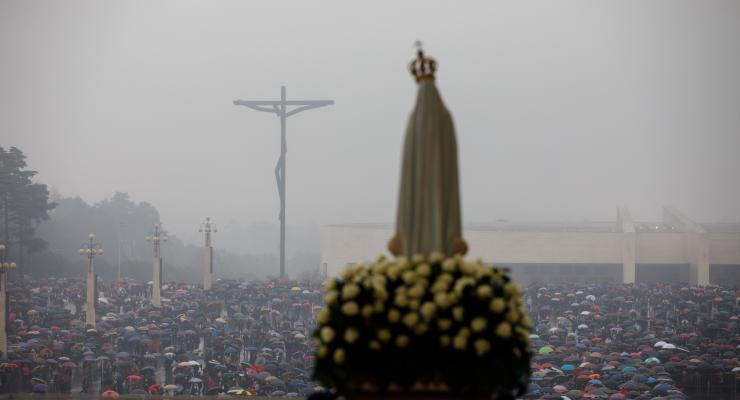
left=234, top=86, right=333, bottom=278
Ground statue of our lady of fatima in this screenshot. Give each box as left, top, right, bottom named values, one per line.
left=312, top=45, right=531, bottom=399
left=388, top=45, right=468, bottom=258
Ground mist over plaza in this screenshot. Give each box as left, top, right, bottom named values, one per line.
left=1, top=1, right=739, bottom=399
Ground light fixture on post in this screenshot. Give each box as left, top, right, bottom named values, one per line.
left=199, top=217, right=217, bottom=291
left=0, top=243, right=17, bottom=355
left=146, top=223, right=167, bottom=307
left=79, top=234, right=103, bottom=329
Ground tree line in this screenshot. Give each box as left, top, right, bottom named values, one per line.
left=1, top=146, right=322, bottom=283
left=0, top=146, right=55, bottom=270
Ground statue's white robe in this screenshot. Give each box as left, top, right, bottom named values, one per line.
left=394, top=79, right=463, bottom=257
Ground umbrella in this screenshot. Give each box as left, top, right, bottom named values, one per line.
left=32, top=384, right=47, bottom=393
left=148, top=384, right=162, bottom=393
left=189, top=377, right=203, bottom=383
left=102, top=390, right=120, bottom=398
left=227, top=387, right=249, bottom=395
left=539, top=346, right=554, bottom=354
left=127, top=375, right=142, bottom=381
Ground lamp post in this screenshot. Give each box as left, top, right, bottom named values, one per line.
left=79, top=234, right=103, bottom=328
left=146, top=223, right=167, bottom=307
left=199, top=217, right=217, bottom=291
left=0, top=244, right=17, bottom=355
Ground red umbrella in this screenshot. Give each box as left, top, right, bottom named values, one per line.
left=127, top=375, right=142, bottom=381
left=62, top=361, right=76, bottom=368
left=148, top=383, right=162, bottom=393
left=102, top=390, right=119, bottom=398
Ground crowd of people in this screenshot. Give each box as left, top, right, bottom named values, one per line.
left=0, top=273, right=738, bottom=399
left=0, top=275, right=323, bottom=397
left=522, top=283, right=740, bottom=399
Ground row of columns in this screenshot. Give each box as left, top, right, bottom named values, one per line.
left=618, top=206, right=709, bottom=285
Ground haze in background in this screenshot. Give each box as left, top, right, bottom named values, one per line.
left=2, top=1, right=739, bottom=259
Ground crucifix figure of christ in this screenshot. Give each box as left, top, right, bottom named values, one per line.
left=234, top=86, right=333, bottom=278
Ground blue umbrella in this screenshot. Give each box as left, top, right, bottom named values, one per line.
left=561, top=364, right=575, bottom=372
left=653, top=383, right=670, bottom=392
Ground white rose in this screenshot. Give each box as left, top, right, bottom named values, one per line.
left=333, top=348, right=345, bottom=365
left=407, top=284, right=425, bottom=299
left=417, top=263, right=431, bottom=277
left=388, top=309, right=401, bottom=323
left=490, top=298, right=505, bottom=314
left=317, top=308, right=330, bottom=324
left=504, top=282, right=521, bottom=297
left=342, top=283, right=360, bottom=300
left=471, top=317, right=487, bottom=332
left=402, top=270, right=418, bottom=284
left=476, top=285, right=493, bottom=299
left=429, top=251, right=445, bottom=263
left=317, top=345, right=329, bottom=359
left=320, top=327, right=335, bottom=343
left=361, top=305, right=374, bottom=318
left=453, top=306, right=464, bottom=322
left=474, top=339, right=491, bottom=356
left=402, top=312, right=419, bottom=328
left=460, top=262, right=476, bottom=276
left=344, top=327, right=359, bottom=344
left=505, top=308, right=519, bottom=323
left=325, top=290, right=339, bottom=305
left=373, top=286, right=388, bottom=301
left=420, top=302, right=436, bottom=321
left=453, top=334, right=467, bottom=350
left=394, top=293, right=409, bottom=308
left=414, top=323, right=428, bottom=335
left=434, top=293, right=450, bottom=309
left=341, top=301, right=359, bottom=316
left=495, top=322, right=512, bottom=339
left=386, top=265, right=400, bottom=280
left=395, top=334, right=410, bottom=348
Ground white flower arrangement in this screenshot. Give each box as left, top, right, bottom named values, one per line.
left=313, top=253, right=532, bottom=396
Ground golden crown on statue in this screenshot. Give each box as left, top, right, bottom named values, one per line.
left=409, top=41, right=437, bottom=82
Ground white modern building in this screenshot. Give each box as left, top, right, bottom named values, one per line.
left=321, top=207, right=740, bottom=286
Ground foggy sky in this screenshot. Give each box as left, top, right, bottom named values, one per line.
left=2, top=1, right=739, bottom=248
